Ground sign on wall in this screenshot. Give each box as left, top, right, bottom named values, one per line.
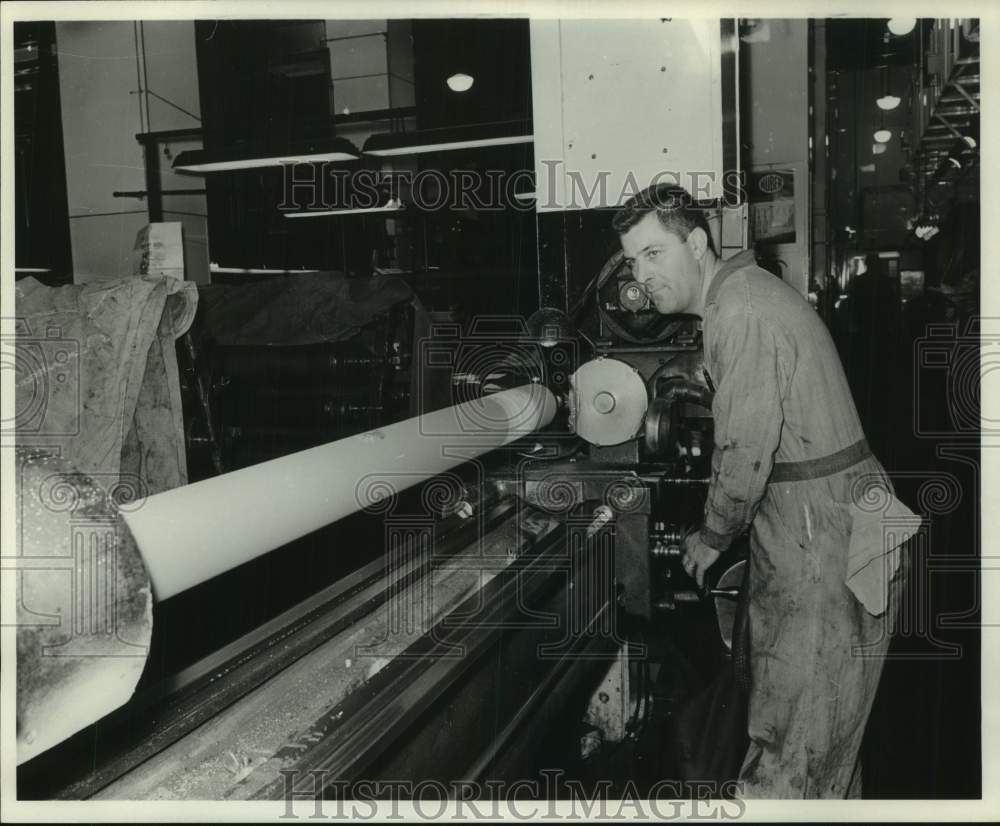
left=749, top=169, right=796, bottom=244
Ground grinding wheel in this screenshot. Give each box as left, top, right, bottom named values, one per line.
left=570, top=358, right=648, bottom=446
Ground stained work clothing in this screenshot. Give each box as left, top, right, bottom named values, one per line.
left=698, top=250, right=920, bottom=798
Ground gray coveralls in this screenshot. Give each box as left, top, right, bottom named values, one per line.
left=697, top=250, right=919, bottom=798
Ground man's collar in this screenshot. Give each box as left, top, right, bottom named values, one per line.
left=704, top=249, right=757, bottom=308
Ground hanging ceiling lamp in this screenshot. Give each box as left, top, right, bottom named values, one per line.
left=363, top=120, right=532, bottom=157
left=173, top=137, right=360, bottom=173
left=887, top=18, right=917, bottom=36
left=446, top=73, right=475, bottom=92
left=872, top=66, right=897, bottom=148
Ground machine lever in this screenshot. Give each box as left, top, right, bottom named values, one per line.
left=708, top=587, right=741, bottom=599
left=670, top=585, right=741, bottom=605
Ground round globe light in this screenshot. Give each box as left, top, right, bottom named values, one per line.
left=446, top=73, right=474, bottom=92
left=887, top=18, right=917, bottom=36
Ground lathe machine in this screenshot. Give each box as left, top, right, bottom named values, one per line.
left=15, top=251, right=739, bottom=801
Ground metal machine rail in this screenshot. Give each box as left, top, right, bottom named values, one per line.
left=33, top=499, right=516, bottom=800
left=263, top=516, right=614, bottom=798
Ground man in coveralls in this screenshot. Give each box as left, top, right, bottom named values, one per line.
left=613, top=185, right=919, bottom=798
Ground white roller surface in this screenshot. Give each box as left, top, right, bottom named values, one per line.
left=122, top=384, right=556, bottom=600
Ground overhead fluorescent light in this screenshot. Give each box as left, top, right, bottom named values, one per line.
left=447, top=73, right=475, bottom=92
left=366, top=135, right=533, bottom=157
left=210, top=265, right=321, bottom=274
left=363, top=120, right=533, bottom=157
left=877, top=251, right=900, bottom=259
left=173, top=138, right=360, bottom=173
left=873, top=129, right=892, bottom=143
left=876, top=95, right=901, bottom=110
left=887, top=18, right=917, bottom=36
left=173, top=152, right=358, bottom=172
left=284, top=199, right=405, bottom=218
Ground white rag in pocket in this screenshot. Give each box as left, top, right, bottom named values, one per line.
left=846, top=495, right=922, bottom=615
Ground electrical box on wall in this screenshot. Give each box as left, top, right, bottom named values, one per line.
left=530, top=19, right=739, bottom=211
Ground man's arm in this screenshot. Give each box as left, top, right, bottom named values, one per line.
left=683, top=304, right=788, bottom=584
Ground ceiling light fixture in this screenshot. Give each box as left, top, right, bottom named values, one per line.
left=363, top=120, right=532, bottom=157
left=446, top=73, right=475, bottom=92
left=209, top=265, right=321, bottom=275
left=874, top=129, right=892, bottom=143
left=283, top=198, right=405, bottom=218
left=887, top=18, right=917, bottom=36
left=876, top=94, right=901, bottom=110
left=173, top=137, right=360, bottom=173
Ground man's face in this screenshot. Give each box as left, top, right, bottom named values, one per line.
left=620, top=212, right=703, bottom=315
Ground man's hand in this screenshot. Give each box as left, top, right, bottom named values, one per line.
left=681, top=531, right=721, bottom=589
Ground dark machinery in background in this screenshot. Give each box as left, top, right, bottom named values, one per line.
left=212, top=314, right=413, bottom=470
left=176, top=302, right=419, bottom=480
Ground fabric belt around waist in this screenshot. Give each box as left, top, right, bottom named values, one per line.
left=769, top=438, right=872, bottom=484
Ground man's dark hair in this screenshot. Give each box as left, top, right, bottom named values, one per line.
left=612, top=184, right=717, bottom=256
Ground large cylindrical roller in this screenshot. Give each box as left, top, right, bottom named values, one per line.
left=15, top=385, right=554, bottom=762
left=122, top=384, right=557, bottom=601
left=15, top=450, right=154, bottom=764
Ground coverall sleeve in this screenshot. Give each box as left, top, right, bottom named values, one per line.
left=699, top=305, right=788, bottom=552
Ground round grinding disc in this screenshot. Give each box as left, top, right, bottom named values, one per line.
left=570, top=358, right=648, bottom=446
